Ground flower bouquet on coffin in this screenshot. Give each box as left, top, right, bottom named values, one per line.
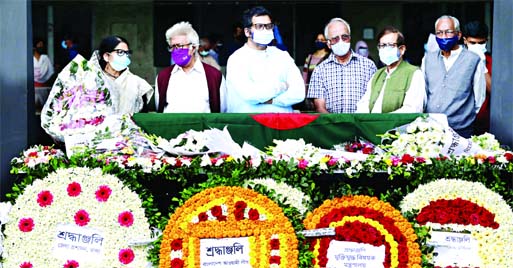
left=380, top=116, right=485, bottom=158
left=267, top=138, right=368, bottom=165
left=41, top=55, right=116, bottom=143
left=154, top=127, right=251, bottom=157
left=331, top=137, right=385, bottom=161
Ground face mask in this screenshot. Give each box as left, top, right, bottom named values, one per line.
left=109, top=54, right=131, bottom=71
left=251, top=30, right=274, bottom=46
left=35, top=47, right=45, bottom=54
left=172, top=48, right=192, bottom=67
left=467, top=43, right=487, bottom=54
left=331, top=41, right=350, bottom=56
left=357, top=47, right=369, bottom=57
left=199, top=50, right=210, bottom=57
left=314, top=41, right=327, bottom=50
left=436, top=35, right=459, bottom=51
left=379, top=47, right=401, bottom=66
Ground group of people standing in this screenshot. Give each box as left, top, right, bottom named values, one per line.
left=41, top=5, right=492, bottom=139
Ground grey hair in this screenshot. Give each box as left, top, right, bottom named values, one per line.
left=324, top=18, right=351, bottom=39
left=435, top=15, right=460, bottom=32
left=165, top=21, right=200, bottom=46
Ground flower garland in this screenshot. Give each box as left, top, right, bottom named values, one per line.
left=400, top=179, right=513, bottom=267
left=159, top=186, right=298, bottom=268
left=304, top=195, right=422, bottom=268
left=2, top=167, right=152, bottom=268
left=244, top=178, right=312, bottom=214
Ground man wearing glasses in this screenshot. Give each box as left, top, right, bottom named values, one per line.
left=225, top=6, right=305, bottom=113
left=307, top=18, right=377, bottom=113
left=422, top=15, right=486, bottom=138
left=356, top=26, right=425, bottom=113
left=155, top=21, right=226, bottom=113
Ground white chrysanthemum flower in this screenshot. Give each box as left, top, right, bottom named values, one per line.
left=3, top=167, right=152, bottom=268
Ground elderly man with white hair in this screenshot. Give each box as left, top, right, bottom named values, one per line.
left=307, top=17, right=377, bottom=113
left=155, top=21, right=226, bottom=113
left=422, top=15, right=486, bottom=138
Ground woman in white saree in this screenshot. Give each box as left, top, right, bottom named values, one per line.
left=41, top=35, right=154, bottom=146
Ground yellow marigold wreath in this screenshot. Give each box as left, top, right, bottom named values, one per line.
left=159, top=186, right=298, bottom=268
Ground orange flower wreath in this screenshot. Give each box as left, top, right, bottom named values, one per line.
left=304, top=195, right=422, bottom=268
left=159, top=186, right=298, bottom=268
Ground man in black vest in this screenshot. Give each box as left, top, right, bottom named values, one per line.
left=155, top=21, right=226, bottom=113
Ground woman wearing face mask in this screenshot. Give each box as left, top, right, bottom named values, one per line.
left=298, top=33, right=329, bottom=111
left=33, top=38, right=55, bottom=87
left=356, top=26, right=425, bottom=113
left=302, top=33, right=330, bottom=85
left=97, top=35, right=153, bottom=114
left=198, top=36, right=221, bottom=71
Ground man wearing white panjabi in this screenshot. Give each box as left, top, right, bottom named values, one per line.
left=226, top=6, right=305, bottom=113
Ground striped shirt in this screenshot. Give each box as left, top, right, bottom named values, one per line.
left=307, top=52, right=377, bottom=113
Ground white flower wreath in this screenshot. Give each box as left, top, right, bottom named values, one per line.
left=2, top=167, right=152, bottom=268
left=400, top=178, right=513, bottom=267
left=245, top=178, right=311, bottom=214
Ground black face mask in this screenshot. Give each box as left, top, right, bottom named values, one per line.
left=35, top=47, right=45, bottom=54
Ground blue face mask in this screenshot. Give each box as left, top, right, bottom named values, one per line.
left=379, top=47, right=400, bottom=66
left=314, top=41, right=327, bottom=50
left=109, top=54, right=131, bottom=71
left=436, top=35, right=459, bottom=51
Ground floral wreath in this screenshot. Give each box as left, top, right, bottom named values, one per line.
left=303, top=195, right=422, bottom=268
left=400, top=178, right=513, bottom=267
left=159, top=186, right=298, bottom=268
left=244, top=178, right=312, bottom=215
left=2, top=167, right=152, bottom=268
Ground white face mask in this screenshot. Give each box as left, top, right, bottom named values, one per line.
left=379, top=47, right=401, bottom=66
left=331, top=41, right=350, bottom=56
left=467, top=43, right=487, bottom=60
left=252, top=29, right=274, bottom=46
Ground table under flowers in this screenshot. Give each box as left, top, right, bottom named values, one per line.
left=2, top=112, right=512, bottom=267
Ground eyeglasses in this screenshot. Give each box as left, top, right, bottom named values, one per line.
left=377, top=43, right=398, bottom=49
left=328, top=34, right=351, bottom=45
left=111, top=49, right=132, bottom=56
left=435, top=29, right=457, bottom=37
left=252, top=23, right=274, bottom=30
left=167, top=43, right=192, bottom=52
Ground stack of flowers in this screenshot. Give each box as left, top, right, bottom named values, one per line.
left=266, top=138, right=322, bottom=165
left=334, top=139, right=376, bottom=154
left=159, top=186, right=298, bottom=268
left=245, top=178, right=311, bottom=215
left=10, top=145, right=64, bottom=170
left=304, top=195, right=422, bottom=268
left=2, top=167, right=152, bottom=268
left=380, top=117, right=447, bottom=158
left=400, top=179, right=513, bottom=267
left=471, top=132, right=505, bottom=153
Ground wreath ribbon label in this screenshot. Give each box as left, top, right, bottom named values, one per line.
left=53, top=223, right=105, bottom=262
left=326, top=240, right=385, bottom=268
left=199, top=237, right=251, bottom=267
left=427, top=231, right=481, bottom=267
